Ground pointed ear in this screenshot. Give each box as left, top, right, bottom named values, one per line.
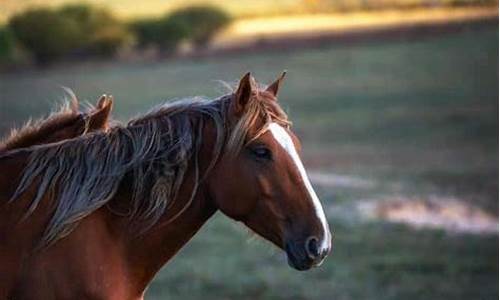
left=96, top=94, right=109, bottom=109
left=87, top=95, right=113, bottom=131
left=265, top=71, right=286, bottom=98
left=230, top=72, right=255, bottom=117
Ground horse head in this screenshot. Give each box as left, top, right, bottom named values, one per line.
left=209, top=72, right=332, bottom=270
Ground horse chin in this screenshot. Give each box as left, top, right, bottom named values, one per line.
left=286, top=256, right=313, bottom=271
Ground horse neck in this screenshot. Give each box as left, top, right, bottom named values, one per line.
left=123, top=182, right=217, bottom=292
left=118, top=117, right=221, bottom=293
left=0, top=150, right=30, bottom=200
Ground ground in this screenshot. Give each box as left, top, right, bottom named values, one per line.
left=0, top=26, right=497, bottom=299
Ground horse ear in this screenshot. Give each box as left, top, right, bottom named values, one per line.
left=87, top=95, right=113, bottom=131
left=230, top=72, right=255, bottom=117
left=96, top=94, right=109, bottom=109
left=265, top=71, right=286, bottom=98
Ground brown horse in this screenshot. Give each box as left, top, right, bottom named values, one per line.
left=0, top=73, right=331, bottom=299
left=0, top=93, right=113, bottom=296
left=0, top=93, right=114, bottom=153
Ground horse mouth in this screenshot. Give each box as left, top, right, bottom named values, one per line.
left=285, top=243, right=315, bottom=271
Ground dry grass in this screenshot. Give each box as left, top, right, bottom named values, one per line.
left=1, top=0, right=497, bottom=24
left=212, top=6, right=498, bottom=47
left=356, top=196, right=498, bottom=234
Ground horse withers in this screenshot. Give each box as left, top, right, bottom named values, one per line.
left=1, top=73, right=331, bottom=299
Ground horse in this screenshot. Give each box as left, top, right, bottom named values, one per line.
left=0, top=73, right=332, bottom=299
left=0, top=93, right=113, bottom=295
left=0, top=93, right=114, bottom=153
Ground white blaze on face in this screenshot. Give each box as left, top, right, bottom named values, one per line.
left=268, top=123, right=331, bottom=252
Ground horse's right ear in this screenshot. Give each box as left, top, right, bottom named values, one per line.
left=87, top=95, right=113, bottom=131
left=230, top=72, right=255, bottom=117
left=96, top=94, right=111, bottom=109
left=266, top=71, right=286, bottom=98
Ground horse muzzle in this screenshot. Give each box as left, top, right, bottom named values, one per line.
left=285, top=235, right=331, bottom=271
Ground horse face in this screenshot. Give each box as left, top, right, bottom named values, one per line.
left=211, top=73, right=331, bottom=271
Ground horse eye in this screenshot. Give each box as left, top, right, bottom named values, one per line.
left=251, top=146, right=272, bottom=160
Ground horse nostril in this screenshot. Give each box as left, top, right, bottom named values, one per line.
left=305, top=236, right=320, bottom=260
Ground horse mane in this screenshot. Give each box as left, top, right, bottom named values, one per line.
left=12, top=88, right=290, bottom=247
left=0, top=98, right=81, bottom=152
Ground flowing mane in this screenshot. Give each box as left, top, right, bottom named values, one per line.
left=12, top=89, right=290, bottom=247
left=0, top=99, right=80, bottom=152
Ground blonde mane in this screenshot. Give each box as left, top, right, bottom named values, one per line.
left=12, top=89, right=289, bottom=247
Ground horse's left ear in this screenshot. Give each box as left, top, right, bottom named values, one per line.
left=231, top=72, right=256, bottom=117
left=265, top=71, right=287, bottom=98
left=87, top=95, right=113, bottom=131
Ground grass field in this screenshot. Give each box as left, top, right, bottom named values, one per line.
left=213, top=7, right=498, bottom=48
left=0, top=27, right=498, bottom=299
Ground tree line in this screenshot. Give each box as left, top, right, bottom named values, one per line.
left=0, top=4, right=231, bottom=66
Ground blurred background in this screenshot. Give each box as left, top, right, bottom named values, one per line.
left=0, top=0, right=498, bottom=299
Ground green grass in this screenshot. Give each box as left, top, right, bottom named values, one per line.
left=143, top=214, right=498, bottom=300
left=145, top=214, right=497, bottom=300
left=0, top=28, right=497, bottom=299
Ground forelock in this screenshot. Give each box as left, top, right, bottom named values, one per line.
left=225, top=89, right=290, bottom=156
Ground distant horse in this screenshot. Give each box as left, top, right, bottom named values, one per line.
left=0, top=93, right=114, bottom=153
left=0, top=73, right=332, bottom=299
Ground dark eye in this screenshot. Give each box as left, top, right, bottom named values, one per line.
left=250, top=146, right=272, bottom=160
